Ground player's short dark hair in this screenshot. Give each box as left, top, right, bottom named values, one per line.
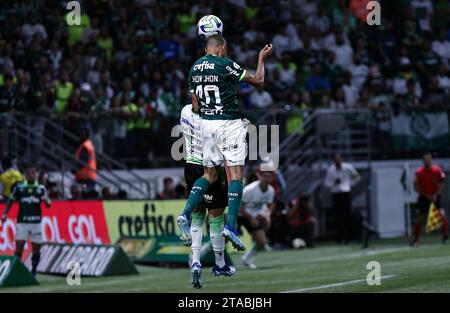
left=206, top=34, right=226, bottom=48
left=163, top=177, right=173, bottom=184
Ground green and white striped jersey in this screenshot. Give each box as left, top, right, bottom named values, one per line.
left=180, top=104, right=203, bottom=165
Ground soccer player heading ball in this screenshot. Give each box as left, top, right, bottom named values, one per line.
left=180, top=103, right=235, bottom=289
left=177, top=34, right=273, bottom=273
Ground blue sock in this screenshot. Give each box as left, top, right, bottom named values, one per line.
left=226, top=180, right=243, bottom=230
left=183, top=177, right=210, bottom=217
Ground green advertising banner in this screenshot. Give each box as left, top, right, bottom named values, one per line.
left=23, top=243, right=138, bottom=277
left=118, top=235, right=233, bottom=266
left=103, top=200, right=252, bottom=253
left=0, top=256, right=39, bottom=287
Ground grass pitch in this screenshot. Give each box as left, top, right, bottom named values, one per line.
left=2, top=236, right=450, bottom=293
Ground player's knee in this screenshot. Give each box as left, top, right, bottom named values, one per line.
left=256, top=240, right=265, bottom=250
left=15, top=243, right=24, bottom=257
left=228, top=166, right=243, bottom=181
left=204, top=171, right=218, bottom=183
left=208, top=209, right=223, bottom=218
left=229, top=172, right=242, bottom=182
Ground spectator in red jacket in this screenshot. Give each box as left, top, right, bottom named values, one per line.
left=287, top=194, right=315, bottom=248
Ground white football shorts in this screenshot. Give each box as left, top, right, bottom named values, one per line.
left=15, top=223, right=42, bottom=243
left=201, top=118, right=248, bottom=167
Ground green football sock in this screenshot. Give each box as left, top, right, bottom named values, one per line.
left=191, top=211, right=206, bottom=228
left=183, top=177, right=210, bottom=218
left=209, top=214, right=224, bottom=233
left=226, top=180, right=243, bottom=230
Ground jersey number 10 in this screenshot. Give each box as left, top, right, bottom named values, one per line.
left=195, top=85, right=222, bottom=106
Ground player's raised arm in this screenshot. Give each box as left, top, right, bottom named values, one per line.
left=242, top=43, right=273, bottom=88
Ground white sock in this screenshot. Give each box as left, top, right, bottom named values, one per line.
left=210, top=229, right=225, bottom=268
left=190, top=223, right=203, bottom=266
left=243, top=243, right=257, bottom=261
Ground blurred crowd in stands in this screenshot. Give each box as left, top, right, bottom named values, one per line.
left=0, top=157, right=130, bottom=201
left=0, top=0, right=449, bottom=165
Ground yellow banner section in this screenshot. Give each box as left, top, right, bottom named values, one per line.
left=103, top=200, right=252, bottom=253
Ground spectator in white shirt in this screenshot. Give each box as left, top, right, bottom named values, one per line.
left=285, top=22, right=303, bottom=53
left=349, top=53, right=369, bottom=92
left=305, top=3, right=331, bottom=35
left=342, top=71, right=358, bottom=107
left=243, top=20, right=262, bottom=44
left=322, top=25, right=350, bottom=48
left=331, top=32, right=353, bottom=70
left=294, top=0, right=318, bottom=18
left=310, top=30, right=325, bottom=51
left=410, top=0, right=434, bottom=32
left=324, top=154, right=360, bottom=243
left=277, top=54, right=297, bottom=87
left=437, top=63, right=450, bottom=93
left=249, top=89, right=273, bottom=109
left=21, top=15, right=48, bottom=46
left=393, top=57, right=423, bottom=97
left=272, top=23, right=290, bottom=59
left=432, top=29, right=450, bottom=65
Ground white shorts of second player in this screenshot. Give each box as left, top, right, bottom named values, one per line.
left=247, top=207, right=271, bottom=224
left=202, top=118, right=248, bottom=167
left=15, top=223, right=42, bottom=243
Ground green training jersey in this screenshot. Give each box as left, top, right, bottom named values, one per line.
left=11, top=181, right=48, bottom=224
left=189, top=54, right=246, bottom=120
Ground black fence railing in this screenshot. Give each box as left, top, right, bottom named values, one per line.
left=2, top=107, right=450, bottom=169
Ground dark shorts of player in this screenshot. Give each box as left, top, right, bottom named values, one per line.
left=417, top=195, right=442, bottom=215
left=237, top=216, right=262, bottom=234
left=184, top=162, right=228, bottom=210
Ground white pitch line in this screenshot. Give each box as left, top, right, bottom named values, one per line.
left=280, top=275, right=396, bottom=293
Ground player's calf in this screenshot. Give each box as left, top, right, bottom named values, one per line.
left=190, top=211, right=205, bottom=262
left=182, top=177, right=211, bottom=218
left=31, top=252, right=40, bottom=276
